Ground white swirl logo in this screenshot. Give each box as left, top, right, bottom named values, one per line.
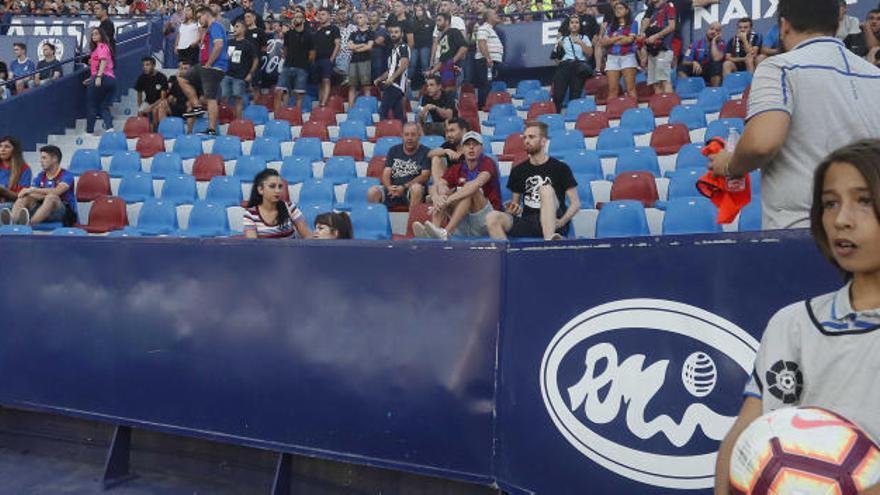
left=540, top=299, right=759, bottom=489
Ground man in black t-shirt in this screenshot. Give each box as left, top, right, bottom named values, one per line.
left=427, top=116, right=468, bottom=184
left=134, top=57, right=168, bottom=130
left=346, top=12, right=374, bottom=108
left=277, top=10, right=315, bottom=111
left=845, top=9, right=880, bottom=65
left=164, top=60, right=191, bottom=129
left=368, top=122, right=430, bottom=208
left=222, top=19, right=258, bottom=119
left=244, top=10, right=267, bottom=100
left=418, top=75, right=456, bottom=136
left=311, top=7, right=341, bottom=107
left=35, top=42, right=63, bottom=86
left=486, top=121, right=580, bottom=241
left=427, top=12, right=467, bottom=94
left=95, top=2, right=115, bottom=48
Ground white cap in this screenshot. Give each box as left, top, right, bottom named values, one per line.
left=462, top=131, right=483, bottom=145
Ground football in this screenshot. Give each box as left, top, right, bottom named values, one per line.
left=730, top=407, right=880, bottom=494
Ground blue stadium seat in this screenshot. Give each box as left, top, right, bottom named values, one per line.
left=346, top=106, right=374, bottom=126
left=234, top=155, right=267, bottom=181
left=666, top=168, right=703, bottom=199
left=108, top=151, right=142, bottom=178
left=117, top=172, right=154, bottom=203
left=354, top=95, right=379, bottom=114
left=619, top=108, right=656, bottom=135
left=536, top=113, right=565, bottom=134
left=722, top=71, right=752, bottom=95
left=662, top=197, right=721, bottom=234
left=98, top=131, right=128, bottom=157
left=492, top=115, right=525, bottom=142
left=675, top=76, right=706, bottom=99
left=243, top=104, right=269, bottom=125
left=263, top=119, right=293, bottom=141
left=573, top=175, right=595, bottom=209
left=69, top=149, right=102, bottom=174
left=596, top=128, right=635, bottom=158
left=338, top=177, right=380, bottom=210
left=696, top=87, right=730, bottom=114
left=739, top=199, right=761, bottom=231
left=106, top=227, right=142, bottom=237
left=160, top=174, right=198, bottom=205
left=675, top=143, right=709, bottom=170
left=750, top=170, right=760, bottom=197
left=669, top=104, right=707, bottom=130
left=206, top=176, right=243, bottom=207
left=705, top=118, right=745, bottom=142
left=563, top=150, right=603, bottom=181
left=595, top=200, right=649, bottom=238
left=564, top=97, right=597, bottom=122
left=298, top=202, right=332, bottom=227
left=350, top=203, right=391, bottom=240
left=373, top=137, right=402, bottom=158
left=293, top=137, right=324, bottom=161
left=549, top=130, right=585, bottom=157
left=0, top=225, right=32, bottom=235
left=250, top=136, right=282, bottom=162
left=514, top=79, right=541, bottom=98
left=51, top=227, right=87, bottom=236
left=614, top=147, right=661, bottom=178
left=490, top=80, right=508, bottom=92
left=172, top=134, right=204, bottom=160
left=482, top=103, right=517, bottom=127
left=211, top=135, right=242, bottom=161
left=299, top=179, right=336, bottom=205
left=150, top=152, right=184, bottom=179
left=157, top=116, right=185, bottom=139
left=190, top=116, right=210, bottom=136
left=517, top=88, right=551, bottom=111
left=337, top=119, right=368, bottom=141
left=323, top=156, right=357, bottom=185
left=420, top=135, right=445, bottom=149
left=280, top=156, right=313, bottom=184
left=135, top=199, right=179, bottom=235
left=178, top=201, right=230, bottom=237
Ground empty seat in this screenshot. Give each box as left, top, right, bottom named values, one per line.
left=292, top=137, right=324, bottom=161
left=458, top=92, right=478, bottom=113
left=192, top=153, right=226, bottom=181
left=117, top=172, right=154, bottom=203
left=346, top=106, right=374, bottom=126
left=160, top=174, right=198, bottom=205
left=548, top=130, right=585, bottom=156
left=234, top=155, right=267, bottom=181
left=595, top=200, right=649, bottom=238
left=374, top=119, right=404, bottom=142
left=662, top=197, right=721, bottom=234
left=205, top=176, right=243, bottom=207
left=157, top=117, right=186, bottom=139
left=212, top=135, right=242, bottom=160
left=719, top=99, right=747, bottom=119
left=514, top=79, right=541, bottom=98
left=482, top=103, right=517, bottom=127
left=218, top=102, right=235, bottom=125
left=135, top=132, right=166, bottom=158
left=300, top=120, right=330, bottom=141
left=619, top=108, right=656, bottom=135
left=536, top=113, right=565, bottom=134
left=350, top=203, right=391, bottom=240
left=610, top=171, right=659, bottom=207
left=326, top=95, right=346, bottom=114
left=722, top=71, right=752, bottom=95
left=499, top=133, right=526, bottom=162
left=492, top=115, right=525, bottom=141
left=108, top=151, right=142, bottom=178
left=669, top=104, right=707, bottom=130
left=281, top=156, right=313, bottom=184
left=583, top=75, right=608, bottom=96
left=490, top=80, right=508, bottom=92
left=573, top=174, right=595, bottom=209
left=675, top=143, right=709, bottom=170
left=696, top=87, right=730, bottom=114
left=299, top=179, right=336, bottom=205
left=242, top=104, right=269, bottom=125
left=648, top=92, right=682, bottom=118
left=190, top=117, right=210, bottom=135
left=338, top=119, right=368, bottom=141
left=675, top=76, right=706, bottom=99
left=51, top=227, right=88, bottom=236
left=526, top=100, right=557, bottom=120
left=420, top=135, right=445, bottom=149
left=123, top=116, right=150, bottom=139
left=98, top=131, right=128, bottom=156
left=178, top=201, right=230, bottom=237
left=250, top=136, right=282, bottom=162
left=307, top=106, right=337, bottom=126
left=635, top=81, right=655, bottom=104
left=484, top=90, right=512, bottom=111
left=564, top=150, right=603, bottom=181
left=518, top=88, right=551, bottom=110
left=666, top=168, right=703, bottom=199
left=705, top=118, right=745, bottom=141
left=373, top=137, right=403, bottom=158
left=564, top=97, right=597, bottom=122
left=366, top=156, right=386, bottom=179
left=150, top=152, right=184, bottom=179
left=263, top=119, right=293, bottom=140
left=575, top=111, right=610, bottom=138
left=333, top=137, right=365, bottom=161
left=135, top=198, right=178, bottom=235
left=323, top=156, right=357, bottom=185
left=354, top=95, right=379, bottom=114
left=227, top=119, right=256, bottom=141
left=596, top=127, right=635, bottom=158
left=69, top=149, right=102, bottom=174
left=605, top=96, right=638, bottom=120
left=339, top=177, right=380, bottom=210
left=75, top=170, right=111, bottom=202
left=274, top=106, right=304, bottom=126
left=172, top=134, right=203, bottom=160
left=78, top=196, right=127, bottom=233
left=615, top=147, right=661, bottom=177
left=650, top=123, right=691, bottom=156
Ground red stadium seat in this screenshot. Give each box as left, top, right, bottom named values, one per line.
left=719, top=99, right=747, bottom=119
left=326, top=95, right=346, bottom=114
left=275, top=105, right=304, bottom=126
left=742, top=85, right=751, bottom=102
left=192, top=153, right=225, bottom=181
left=334, top=84, right=350, bottom=99
left=593, top=85, right=610, bottom=106
left=218, top=102, right=235, bottom=125
left=460, top=83, right=475, bottom=94
left=459, top=92, right=478, bottom=113
left=575, top=111, right=610, bottom=138
left=403, top=202, right=431, bottom=239
left=526, top=101, right=557, bottom=120
left=75, top=170, right=111, bottom=202
left=458, top=108, right=481, bottom=133
left=135, top=132, right=165, bottom=158
left=227, top=119, right=256, bottom=141
left=498, top=133, right=525, bottom=162
left=333, top=137, right=365, bottom=161
left=77, top=196, right=128, bottom=233
left=255, top=92, right=275, bottom=110
left=606, top=96, right=638, bottom=120
left=650, top=123, right=691, bottom=155
left=300, top=120, right=330, bottom=141
left=610, top=172, right=659, bottom=207
left=484, top=91, right=511, bottom=111
left=368, top=86, right=381, bottom=99
left=373, top=119, right=403, bottom=142
left=636, top=82, right=655, bottom=104
left=123, top=116, right=150, bottom=139
left=367, top=156, right=386, bottom=179
left=648, top=93, right=682, bottom=118
left=584, top=75, right=608, bottom=96
left=308, top=106, right=337, bottom=125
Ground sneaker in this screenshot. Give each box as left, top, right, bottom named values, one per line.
left=424, top=221, right=448, bottom=241
left=550, top=233, right=563, bottom=241
left=182, top=106, right=206, bottom=118
left=104, top=127, right=115, bottom=133
left=0, top=208, right=11, bottom=225
left=199, top=128, right=218, bottom=136
left=13, top=208, right=29, bottom=226
left=412, top=221, right=428, bottom=238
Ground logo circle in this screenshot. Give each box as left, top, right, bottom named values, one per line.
left=37, top=38, right=64, bottom=61
left=681, top=351, right=717, bottom=398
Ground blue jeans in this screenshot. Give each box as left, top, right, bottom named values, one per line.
left=220, top=75, right=248, bottom=100
left=380, top=86, right=405, bottom=122
left=86, top=76, right=116, bottom=133
left=409, top=46, right=431, bottom=88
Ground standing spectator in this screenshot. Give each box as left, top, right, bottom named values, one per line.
left=0, top=136, right=32, bottom=211
left=844, top=9, right=880, bottom=66
left=836, top=0, right=862, bottom=40
left=83, top=28, right=116, bottom=135
left=678, top=21, right=724, bottom=87
left=0, top=62, right=8, bottom=101
left=243, top=169, right=312, bottom=239
left=367, top=122, right=428, bottom=208
left=95, top=3, right=115, bottom=50
left=335, top=7, right=356, bottom=84
left=179, top=6, right=229, bottom=136
left=369, top=10, right=390, bottom=82
left=723, top=17, right=763, bottom=77
left=35, top=43, right=63, bottom=87
left=244, top=10, right=268, bottom=101
left=385, top=1, right=409, bottom=31
left=135, top=56, right=168, bottom=129
left=374, top=23, right=409, bottom=122
left=428, top=116, right=468, bottom=184
left=551, top=17, right=592, bottom=112
left=707, top=0, right=880, bottom=230
left=10, top=43, right=36, bottom=94
left=312, top=211, right=353, bottom=239
left=602, top=1, right=639, bottom=99
left=175, top=5, right=200, bottom=65
left=311, top=7, right=340, bottom=107
left=211, top=3, right=231, bottom=34
left=5, top=146, right=75, bottom=228
left=642, top=0, right=676, bottom=94
left=418, top=75, right=456, bottom=135
left=346, top=12, right=374, bottom=108
left=408, top=4, right=434, bottom=90
left=486, top=121, right=579, bottom=241
left=277, top=10, right=314, bottom=111
left=761, top=23, right=781, bottom=58
left=473, top=10, right=503, bottom=110
left=559, top=0, right=599, bottom=69
left=427, top=12, right=467, bottom=95
left=223, top=19, right=259, bottom=120
left=430, top=0, right=466, bottom=65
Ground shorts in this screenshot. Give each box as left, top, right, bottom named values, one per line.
left=438, top=60, right=460, bottom=89
left=348, top=60, right=372, bottom=87
left=28, top=200, right=70, bottom=224
left=184, top=64, right=225, bottom=100
left=508, top=211, right=569, bottom=239
left=605, top=53, right=638, bottom=72
left=732, top=61, right=748, bottom=72
left=647, top=49, right=673, bottom=85
left=383, top=186, right=412, bottom=208
left=277, top=67, right=308, bottom=93
left=220, top=76, right=248, bottom=99
left=315, top=58, right=334, bottom=81
left=680, top=60, right=723, bottom=83
left=456, top=201, right=492, bottom=238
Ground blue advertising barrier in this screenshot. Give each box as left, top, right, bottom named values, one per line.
left=0, top=35, right=78, bottom=66
left=5, top=16, right=156, bottom=51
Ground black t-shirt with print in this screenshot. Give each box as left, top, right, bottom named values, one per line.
left=135, top=71, right=168, bottom=104
left=349, top=28, right=374, bottom=63
left=410, top=17, right=435, bottom=48
left=421, top=91, right=457, bottom=122
left=507, top=157, right=577, bottom=217
left=312, top=24, right=341, bottom=60
left=284, top=27, right=314, bottom=68
left=438, top=27, right=466, bottom=62
left=167, top=75, right=187, bottom=115
left=385, top=144, right=430, bottom=185
left=246, top=27, right=267, bottom=53
left=227, top=38, right=256, bottom=80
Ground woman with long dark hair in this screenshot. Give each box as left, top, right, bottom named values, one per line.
left=551, top=17, right=593, bottom=112
left=602, top=1, right=639, bottom=99
left=83, top=27, right=117, bottom=135
left=0, top=136, right=32, bottom=211
left=243, top=169, right=312, bottom=239
left=312, top=211, right=353, bottom=239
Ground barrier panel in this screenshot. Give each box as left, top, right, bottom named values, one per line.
left=0, top=35, right=79, bottom=65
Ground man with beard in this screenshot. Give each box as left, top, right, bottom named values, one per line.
left=374, top=23, right=409, bottom=122
left=277, top=10, right=314, bottom=111
left=427, top=117, right=467, bottom=185
left=310, top=7, right=340, bottom=107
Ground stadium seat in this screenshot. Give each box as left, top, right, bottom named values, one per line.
left=227, top=119, right=256, bottom=141
left=610, top=171, right=659, bottom=207
left=650, top=123, right=691, bottom=156
left=190, top=117, right=210, bottom=135
left=484, top=90, right=512, bottom=111
left=299, top=179, right=336, bottom=205
left=51, top=227, right=87, bottom=236
left=243, top=104, right=269, bottom=125
left=583, top=74, right=608, bottom=96
left=178, top=201, right=230, bottom=237
left=0, top=225, right=32, bottom=236
left=117, top=172, right=154, bottom=203
left=105, top=228, right=141, bottom=237
left=149, top=152, right=184, bottom=179
left=675, top=76, right=706, bottom=99
left=69, top=149, right=102, bottom=174
left=526, top=100, right=557, bottom=120
left=308, top=106, right=337, bottom=126
left=519, top=88, right=551, bottom=111
left=400, top=202, right=431, bottom=239
left=192, top=153, right=226, bottom=181
left=669, top=104, right=707, bottom=130
left=123, top=116, right=150, bottom=139
left=458, top=92, right=478, bottom=113
left=254, top=92, right=276, bottom=111
left=350, top=203, right=391, bottom=240
left=596, top=127, right=635, bottom=158
left=292, top=137, right=324, bottom=161
left=337, top=120, right=368, bottom=141
left=281, top=156, right=313, bottom=184
left=75, top=170, right=111, bottom=202
left=499, top=133, right=526, bottom=162
left=333, top=138, right=365, bottom=161
left=108, top=151, right=142, bottom=178
left=739, top=199, right=761, bottom=231
left=570, top=174, right=594, bottom=209
left=300, top=120, right=331, bottom=141
left=666, top=168, right=703, bottom=199
left=420, top=135, right=445, bottom=149
left=78, top=196, right=127, bottom=233
left=722, top=71, right=752, bottom=95
left=160, top=174, right=198, bottom=205
left=135, top=133, right=166, bottom=158
left=346, top=106, right=374, bottom=126
left=619, top=108, right=656, bottom=135
left=675, top=143, right=709, bottom=170
left=354, top=95, right=379, bottom=114
left=250, top=136, right=282, bottom=162
left=373, top=137, right=402, bottom=158
left=514, top=79, right=541, bottom=98
left=172, top=134, right=203, bottom=160
left=696, top=87, right=730, bottom=114
left=157, top=117, right=186, bottom=139
left=98, top=131, right=128, bottom=156
left=374, top=119, right=403, bottom=141
left=492, top=115, right=525, bottom=142
left=263, top=119, right=293, bottom=141
left=460, top=110, right=482, bottom=134
left=615, top=147, right=661, bottom=178
left=564, top=150, right=603, bottom=181
left=648, top=93, right=682, bottom=118
left=564, top=97, right=597, bottom=122
left=211, top=135, right=242, bottom=161
left=274, top=106, right=304, bottom=126
left=339, top=177, right=380, bottom=210
left=635, top=81, right=655, bottom=104
left=662, top=197, right=721, bottom=234
left=234, top=155, right=267, bottom=181
left=595, top=200, right=649, bottom=238
left=719, top=99, right=747, bottom=119
left=490, top=80, right=508, bottom=92
left=366, top=156, right=386, bottom=179
left=205, top=176, right=243, bottom=207
left=326, top=95, right=346, bottom=114
left=134, top=199, right=178, bottom=235
left=549, top=130, right=585, bottom=156
left=605, top=96, right=638, bottom=120
left=218, top=102, right=235, bottom=125
left=323, top=156, right=357, bottom=185
left=705, top=118, right=745, bottom=141
left=482, top=103, right=516, bottom=127
left=575, top=111, right=610, bottom=138
left=536, top=113, right=565, bottom=134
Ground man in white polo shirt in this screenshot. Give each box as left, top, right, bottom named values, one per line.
left=708, top=0, right=880, bottom=230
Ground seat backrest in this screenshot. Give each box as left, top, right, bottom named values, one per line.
left=494, top=115, right=525, bottom=136
left=615, top=147, right=660, bottom=177
left=375, top=119, right=403, bottom=139
left=515, top=79, right=541, bottom=97
left=595, top=200, right=649, bottom=238
left=675, top=143, right=709, bottom=170
left=502, top=133, right=525, bottom=156
left=662, top=196, right=721, bottom=234
left=669, top=104, right=707, bottom=130
left=86, top=196, right=128, bottom=232
left=324, top=156, right=357, bottom=183
left=354, top=95, right=379, bottom=114
left=597, top=127, right=635, bottom=151
left=619, top=107, right=656, bottom=134
left=70, top=149, right=102, bottom=174
left=488, top=103, right=516, bottom=121
left=234, top=155, right=267, bottom=180
left=51, top=227, right=88, bottom=236
left=696, top=87, right=730, bottom=113
left=263, top=119, right=293, bottom=140
left=243, top=104, right=269, bottom=125
left=575, top=111, right=610, bottom=137
left=187, top=201, right=229, bottom=233
left=610, top=171, right=659, bottom=207
left=526, top=100, right=556, bottom=120
left=206, top=176, right=243, bottom=206
left=109, top=151, right=142, bottom=176
left=160, top=174, right=198, bottom=204
left=292, top=137, right=324, bottom=160
left=722, top=71, right=753, bottom=94
left=347, top=106, right=374, bottom=125
left=308, top=106, right=337, bottom=125
left=667, top=168, right=704, bottom=199
left=719, top=99, right=747, bottom=119
left=484, top=91, right=511, bottom=111
left=650, top=123, right=691, bottom=155
left=648, top=92, right=682, bottom=117
left=136, top=133, right=166, bottom=158
left=218, top=102, right=235, bottom=125
left=123, top=116, right=150, bottom=139
left=583, top=75, right=608, bottom=96
left=75, top=170, right=111, bottom=202
left=333, top=138, right=365, bottom=161
left=118, top=172, right=154, bottom=202
left=705, top=118, right=745, bottom=141
left=350, top=204, right=390, bottom=240
left=536, top=113, right=565, bottom=133
left=343, top=178, right=377, bottom=206
left=675, top=76, right=706, bottom=98
left=227, top=119, right=256, bottom=141
left=212, top=135, right=242, bottom=160
left=299, top=179, right=335, bottom=204
left=281, top=156, right=313, bottom=183
left=275, top=106, right=304, bottom=126
left=420, top=135, right=445, bottom=149
left=373, top=137, right=403, bottom=158
left=549, top=130, right=585, bottom=155
left=605, top=96, right=638, bottom=120
left=565, top=97, right=597, bottom=119
left=300, top=120, right=330, bottom=140
left=404, top=202, right=431, bottom=238
left=98, top=132, right=128, bottom=156
left=326, top=95, right=346, bottom=114
left=366, top=156, right=386, bottom=179
left=573, top=174, right=595, bottom=209
left=157, top=117, right=186, bottom=139
left=192, top=153, right=226, bottom=181
left=251, top=137, right=282, bottom=162
left=172, top=134, right=204, bottom=160
left=338, top=120, right=368, bottom=140
left=137, top=199, right=178, bottom=231
left=564, top=150, right=603, bottom=181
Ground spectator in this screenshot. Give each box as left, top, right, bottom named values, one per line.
left=10, top=43, right=36, bottom=94
left=427, top=12, right=467, bottom=95
left=180, top=6, right=229, bottom=136
left=473, top=10, right=503, bottom=110
left=211, top=3, right=231, bottom=34
left=165, top=60, right=191, bottom=121
left=673, top=0, right=719, bottom=68
left=135, top=56, right=168, bottom=129
left=678, top=21, right=725, bottom=87
left=723, top=17, right=763, bottom=77
left=312, top=211, right=353, bottom=239
left=761, top=23, right=781, bottom=58
left=236, top=0, right=265, bottom=30
left=244, top=10, right=268, bottom=101
left=335, top=7, right=356, bottom=84
left=4, top=145, right=75, bottom=227
left=369, top=10, right=391, bottom=82
left=551, top=17, right=593, bottom=112
left=375, top=23, right=409, bottom=122
left=83, top=28, right=116, bottom=135
left=602, top=1, right=639, bottom=99
left=431, top=0, right=466, bottom=65
left=0, top=62, right=8, bottom=100
left=0, top=136, right=32, bottom=211
left=707, top=0, right=880, bottom=230
left=641, top=0, right=676, bottom=94
left=559, top=0, right=599, bottom=64
left=277, top=10, right=314, bottom=111
left=175, top=4, right=199, bottom=65
left=243, top=169, right=312, bottom=239
left=836, top=0, right=862, bottom=40
left=428, top=116, right=467, bottom=183
left=844, top=9, right=880, bottom=66
left=311, top=7, right=341, bottom=107
left=385, top=1, right=409, bottom=31
left=408, top=4, right=434, bottom=90
left=223, top=19, right=258, bottom=120
left=486, top=121, right=579, bottom=241
left=368, top=122, right=428, bottom=208
left=418, top=75, right=456, bottom=135
left=95, top=2, right=115, bottom=51
left=346, top=12, right=374, bottom=108
left=415, top=131, right=501, bottom=239
left=35, top=42, right=63, bottom=87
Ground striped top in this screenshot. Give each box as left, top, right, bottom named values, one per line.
left=242, top=202, right=305, bottom=238
left=605, top=21, right=639, bottom=56
left=475, top=22, right=503, bottom=62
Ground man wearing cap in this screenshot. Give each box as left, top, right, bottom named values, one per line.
left=414, top=131, right=502, bottom=240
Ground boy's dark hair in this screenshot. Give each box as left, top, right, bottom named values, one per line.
left=777, top=0, right=839, bottom=35
left=39, top=145, right=62, bottom=163
left=426, top=74, right=442, bottom=86
left=447, top=117, right=470, bottom=131
left=142, top=56, right=155, bottom=64
left=13, top=42, right=25, bottom=50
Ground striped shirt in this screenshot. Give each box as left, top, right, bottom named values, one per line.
left=475, top=22, right=503, bottom=62
left=387, top=42, right=409, bottom=93
left=605, top=21, right=638, bottom=56
left=242, top=202, right=305, bottom=238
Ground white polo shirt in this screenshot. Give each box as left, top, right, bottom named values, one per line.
left=747, top=37, right=880, bottom=230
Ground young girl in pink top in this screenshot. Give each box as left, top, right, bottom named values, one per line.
left=83, top=27, right=116, bottom=135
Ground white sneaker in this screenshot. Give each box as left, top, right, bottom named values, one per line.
left=412, top=221, right=428, bottom=238
left=550, top=233, right=563, bottom=241
left=13, top=208, right=29, bottom=226
left=424, top=221, right=448, bottom=240
left=0, top=208, right=12, bottom=225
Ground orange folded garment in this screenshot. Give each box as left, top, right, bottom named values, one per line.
left=698, top=137, right=753, bottom=224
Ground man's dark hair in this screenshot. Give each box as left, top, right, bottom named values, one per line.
left=447, top=117, right=470, bottom=131
left=96, top=2, right=108, bottom=12
left=234, top=18, right=245, bottom=26
left=738, top=17, right=752, bottom=27
left=43, top=42, right=56, bottom=52
left=40, top=145, right=62, bottom=163
left=13, top=42, right=25, bottom=50
left=317, top=6, right=331, bottom=14
left=869, top=8, right=880, bottom=18
left=427, top=74, right=442, bottom=86
left=437, top=11, right=451, bottom=23
left=777, top=0, right=839, bottom=35
left=142, top=56, right=155, bottom=64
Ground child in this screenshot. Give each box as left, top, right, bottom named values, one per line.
left=312, top=212, right=353, bottom=240
left=714, top=139, right=880, bottom=493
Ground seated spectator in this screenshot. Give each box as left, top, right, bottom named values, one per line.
left=347, top=12, right=374, bottom=108
left=0, top=61, right=9, bottom=100
left=414, top=132, right=501, bottom=239
left=836, top=0, right=862, bottom=39
left=418, top=75, right=456, bottom=136
left=165, top=60, right=191, bottom=123
left=761, top=23, right=781, bottom=58
left=678, top=21, right=725, bottom=87
left=243, top=169, right=312, bottom=239
left=428, top=116, right=468, bottom=185
left=35, top=43, right=63, bottom=86
left=10, top=42, right=36, bottom=94
left=374, top=23, right=409, bottom=122
left=0, top=136, right=32, bottom=211
left=4, top=145, right=76, bottom=227
left=223, top=19, right=258, bottom=120
left=368, top=123, right=429, bottom=208
left=486, top=121, right=579, bottom=241
left=723, top=17, right=763, bottom=76
left=312, top=211, right=353, bottom=239
left=135, top=57, right=168, bottom=130
left=845, top=9, right=880, bottom=66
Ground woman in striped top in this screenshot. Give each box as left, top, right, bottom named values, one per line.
left=243, top=169, right=312, bottom=239
left=602, top=1, right=639, bottom=99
